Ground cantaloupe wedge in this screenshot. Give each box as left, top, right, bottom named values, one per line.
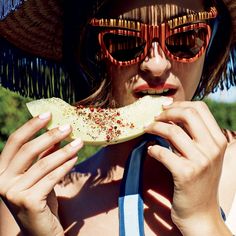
left=26, top=96, right=170, bottom=146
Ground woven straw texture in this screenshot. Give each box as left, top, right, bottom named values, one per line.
left=0, top=0, right=64, bottom=60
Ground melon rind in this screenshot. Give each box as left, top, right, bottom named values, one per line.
left=26, top=96, right=168, bottom=146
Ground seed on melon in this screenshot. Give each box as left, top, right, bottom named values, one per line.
left=26, top=96, right=170, bottom=146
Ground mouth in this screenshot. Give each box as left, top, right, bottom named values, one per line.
left=133, top=85, right=177, bottom=98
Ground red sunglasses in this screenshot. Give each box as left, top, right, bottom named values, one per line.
left=90, top=7, right=217, bottom=65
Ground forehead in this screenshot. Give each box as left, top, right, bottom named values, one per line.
left=119, top=5, right=198, bottom=24
left=98, top=0, right=206, bottom=23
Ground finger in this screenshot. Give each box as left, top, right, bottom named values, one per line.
left=38, top=143, right=61, bottom=160
left=0, top=112, right=51, bottom=173
left=147, top=144, right=186, bottom=177
left=145, top=121, right=203, bottom=161
left=14, top=138, right=83, bottom=190
left=28, top=156, right=78, bottom=197
left=7, top=124, right=72, bottom=174
left=155, top=106, right=216, bottom=147
left=163, top=101, right=226, bottom=145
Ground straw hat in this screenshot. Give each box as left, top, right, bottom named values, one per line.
left=0, top=0, right=235, bottom=102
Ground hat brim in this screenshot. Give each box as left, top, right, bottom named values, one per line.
left=0, top=37, right=78, bottom=102
left=0, top=0, right=64, bottom=61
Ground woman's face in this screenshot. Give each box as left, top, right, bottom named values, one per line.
left=100, top=0, right=208, bottom=106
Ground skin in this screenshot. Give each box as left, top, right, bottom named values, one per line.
left=0, top=0, right=236, bottom=235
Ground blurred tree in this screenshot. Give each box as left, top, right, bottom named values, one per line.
left=0, top=87, right=99, bottom=161
left=0, top=87, right=31, bottom=150
left=205, top=99, right=236, bottom=131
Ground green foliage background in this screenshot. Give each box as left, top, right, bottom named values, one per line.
left=0, top=86, right=236, bottom=161
left=0, top=87, right=99, bottom=162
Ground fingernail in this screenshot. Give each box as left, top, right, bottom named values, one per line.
left=70, top=138, right=82, bottom=147
left=58, top=124, right=71, bottom=132
left=162, top=98, right=173, bottom=106
left=38, top=112, right=51, bottom=120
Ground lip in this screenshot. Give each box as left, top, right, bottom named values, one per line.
left=133, top=83, right=178, bottom=97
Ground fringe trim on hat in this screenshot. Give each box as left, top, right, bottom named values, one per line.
left=0, top=0, right=23, bottom=20
left=0, top=37, right=76, bottom=103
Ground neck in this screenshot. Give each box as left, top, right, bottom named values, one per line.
left=101, top=136, right=143, bottom=167
left=77, top=136, right=143, bottom=181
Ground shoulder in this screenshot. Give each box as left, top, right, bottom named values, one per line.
left=221, top=129, right=236, bottom=188
left=222, top=128, right=236, bottom=163
left=224, top=138, right=236, bottom=168
left=223, top=135, right=236, bottom=234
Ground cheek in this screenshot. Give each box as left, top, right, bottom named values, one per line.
left=108, top=64, right=138, bottom=105
left=172, top=57, right=205, bottom=100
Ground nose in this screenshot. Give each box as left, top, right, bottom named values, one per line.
left=140, top=41, right=171, bottom=77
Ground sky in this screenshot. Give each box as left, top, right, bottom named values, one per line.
left=207, top=86, right=236, bottom=103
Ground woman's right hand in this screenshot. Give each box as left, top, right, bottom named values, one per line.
left=0, top=112, right=83, bottom=236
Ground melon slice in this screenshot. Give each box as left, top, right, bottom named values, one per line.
left=26, top=96, right=170, bottom=146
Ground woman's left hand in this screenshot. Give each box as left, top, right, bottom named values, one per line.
left=145, top=101, right=230, bottom=235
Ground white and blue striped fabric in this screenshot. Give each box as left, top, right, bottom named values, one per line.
left=118, top=135, right=170, bottom=236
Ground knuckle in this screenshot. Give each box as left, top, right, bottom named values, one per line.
left=60, top=146, right=73, bottom=156
left=0, top=179, right=9, bottom=197
left=157, top=147, right=167, bottom=158
left=8, top=132, right=22, bottom=145
left=5, top=188, right=21, bottom=204
left=45, top=128, right=62, bottom=140
left=209, top=145, right=222, bottom=161
left=46, top=171, right=59, bottom=183
left=218, top=134, right=227, bottom=150
left=20, top=143, right=32, bottom=154
left=180, top=165, right=196, bottom=183
left=22, top=194, right=43, bottom=211
left=168, top=125, right=182, bottom=138
left=151, top=123, right=159, bottom=132
left=36, top=159, right=49, bottom=172
left=184, top=107, right=198, bottom=119
left=195, top=101, right=208, bottom=110
left=26, top=118, right=37, bottom=127
left=198, top=157, right=210, bottom=171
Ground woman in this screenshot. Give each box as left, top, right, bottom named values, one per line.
left=0, top=0, right=235, bottom=235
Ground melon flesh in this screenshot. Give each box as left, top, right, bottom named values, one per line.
left=26, top=96, right=170, bottom=146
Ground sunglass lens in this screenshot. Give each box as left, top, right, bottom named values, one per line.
left=165, top=27, right=209, bottom=59
left=103, top=33, right=146, bottom=61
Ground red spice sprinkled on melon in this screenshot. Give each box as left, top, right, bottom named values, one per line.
left=75, top=106, right=135, bottom=142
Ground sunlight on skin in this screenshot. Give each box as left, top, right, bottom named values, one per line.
left=147, top=189, right=172, bottom=208
left=147, top=189, right=173, bottom=230
left=153, top=212, right=173, bottom=230
left=64, top=221, right=78, bottom=234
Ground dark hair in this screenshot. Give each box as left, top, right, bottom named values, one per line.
left=194, top=0, right=233, bottom=99
left=66, top=0, right=233, bottom=106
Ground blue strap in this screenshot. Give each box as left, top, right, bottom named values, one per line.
left=118, top=138, right=146, bottom=236
left=119, top=135, right=170, bottom=236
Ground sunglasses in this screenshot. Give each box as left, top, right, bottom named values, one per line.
left=90, top=7, right=217, bottom=65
